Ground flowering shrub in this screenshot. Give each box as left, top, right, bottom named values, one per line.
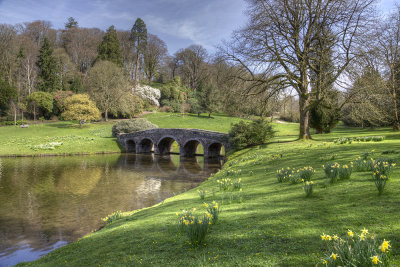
left=177, top=209, right=211, bottom=245
left=320, top=229, right=391, bottom=266
left=323, top=163, right=340, bottom=183
left=276, top=167, right=296, bottom=183
left=298, top=166, right=315, bottom=181
left=197, top=189, right=206, bottom=200
left=203, top=201, right=221, bottom=224
left=102, top=210, right=122, bottom=224
left=303, top=180, right=314, bottom=197
left=338, top=164, right=353, bottom=179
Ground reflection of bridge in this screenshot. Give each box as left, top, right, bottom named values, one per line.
left=117, top=128, right=230, bottom=158
left=117, top=154, right=223, bottom=178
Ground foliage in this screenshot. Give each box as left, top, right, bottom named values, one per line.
left=36, top=37, right=62, bottom=92
left=229, top=119, right=274, bottom=149
left=53, top=90, right=74, bottom=115
left=298, top=166, right=315, bottom=181
left=320, top=229, right=391, bottom=266
left=61, top=94, right=101, bottom=126
left=353, top=158, right=376, bottom=172
left=111, top=93, right=143, bottom=118
left=27, top=91, right=53, bottom=119
left=111, top=118, right=158, bottom=137
left=0, top=78, right=17, bottom=115
left=97, top=25, right=123, bottom=67
left=197, top=189, right=206, bottom=200
left=87, top=60, right=130, bottom=120
left=216, top=178, right=232, bottom=191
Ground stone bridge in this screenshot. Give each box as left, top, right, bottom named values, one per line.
left=117, top=128, right=230, bottom=158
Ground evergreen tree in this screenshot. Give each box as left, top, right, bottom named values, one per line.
left=97, top=25, right=123, bottom=67
left=36, top=37, right=61, bottom=92
left=131, top=18, right=147, bottom=89
left=65, top=17, right=78, bottom=29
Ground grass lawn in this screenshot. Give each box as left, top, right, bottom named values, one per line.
left=18, top=118, right=400, bottom=266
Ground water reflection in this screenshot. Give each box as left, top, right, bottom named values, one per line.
left=0, top=154, right=222, bottom=266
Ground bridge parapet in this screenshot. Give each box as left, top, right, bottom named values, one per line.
left=117, top=128, right=230, bottom=158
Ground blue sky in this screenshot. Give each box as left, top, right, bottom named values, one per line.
left=0, top=0, right=397, bottom=55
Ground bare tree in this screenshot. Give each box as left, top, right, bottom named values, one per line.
left=223, top=0, right=375, bottom=139
left=143, top=34, right=167, bottom=83
left=175, top=45, right=208, bottom=89
left=377, top=6, right=400, bottom=130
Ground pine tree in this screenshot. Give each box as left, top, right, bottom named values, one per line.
left=97, top=25, right=123, bottom=67
left=131, top=18, right=147, bottom=89
left=65, top=17, right=78, bottom=29
left=36, top=37, right=61, bottom=92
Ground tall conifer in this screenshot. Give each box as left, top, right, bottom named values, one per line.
left=36, top=37, right=61, bottom=92
left=97, top=25, right=123, bottom=67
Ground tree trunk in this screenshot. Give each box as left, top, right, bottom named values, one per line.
left=134, top=53, right=140, bottom=89
left=33, top=103, right=36, bottom=121
left=104, top=110, right=108, bottom=121
left=299, top=96, right=311, bottom=140
left=392, top=93, right=399, bottom=131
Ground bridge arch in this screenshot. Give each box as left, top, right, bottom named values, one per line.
left=182, top=139, right=205, bottom=157
left=208, top=142, right=225, bottom=158
left=137, top=138, right=155, bottom=153
left=158, top=136, right=179, bottom=155
left=125, top=139, right=136, bottom=153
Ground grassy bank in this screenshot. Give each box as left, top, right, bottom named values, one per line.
left=19, top=121, right=400, bottom=266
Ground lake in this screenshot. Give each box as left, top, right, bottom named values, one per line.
left=0, top=154, right=222, bottom=266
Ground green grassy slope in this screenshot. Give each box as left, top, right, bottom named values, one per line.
left=20, top=121, right=400, bottom=266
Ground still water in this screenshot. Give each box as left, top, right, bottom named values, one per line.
left=0, top=154, right=222, bottom=266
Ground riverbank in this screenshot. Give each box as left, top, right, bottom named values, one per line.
left=17, top=123, right=400, bottom=266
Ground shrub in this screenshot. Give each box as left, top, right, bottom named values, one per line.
left=112, top=118, right=158, bottom=137
left=303, top=181, right=314, bottom=197
left=323, top=162, right=340, bottom=183
left=320, top=229, right=391, bottom=266
left=229, top=119, right=274, bottom=150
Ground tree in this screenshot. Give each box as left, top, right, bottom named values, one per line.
left=377, top=6, right=400, bottom=130
left=174, top=45, right=208, bottom=89
left=65, top=17, right=78, bottom=29
left=86, top=60, right=130, bottom=121
left=97, top=25, right=123, bottom=67
left=36, top=37, right=61, bottom=92
left=61, top=94, right=101, bottom=127
left=197, top=81, right=221, bottom=117
left=223, top=0, right=375, bottom=139
left=0, top=78, right=17, bottom=116
left=130, top=18, right=147, bottom=89
left=0, top=24, right=18, bottom=83
left=143, top=34, right=167, bottom=83
left=27, top=91, right=53, bottom=120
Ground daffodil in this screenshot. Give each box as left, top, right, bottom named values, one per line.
left=330, top=253, right=338, bottom=260
left=379, top=239, right=391, bottom=252
left=347, top=230, right=354, bottom=237
left=370, top=256, right=381, bottom=265
left=361, top=228, right=368, bottom=235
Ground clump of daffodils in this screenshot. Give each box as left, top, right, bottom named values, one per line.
left=372, top=160, right=396, bottom=195
left=102, top=210, right=123, bottom=224
left=203, top=201, right=221, bottom=224
left=302, top=180, right=314, bottom=197
left=276, top=167, right=296, bottom=183
left=298, top=166, right=315, bottom=181
left=176, top=208, right=211, bottom=245
left=216, top=178, right=232, bottom=191
left=320, top=228, right=391, bottom=266
left=338, top=164, right=353, bottom=179
left=197, top=189, right=206, bottom=200
left=323, top=162, right=340, bottom=183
